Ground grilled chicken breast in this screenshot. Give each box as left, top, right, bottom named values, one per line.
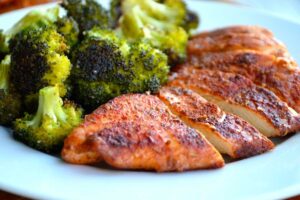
left=62, top=94, right=224, bottom=172
left=188, top=26, right=295, bottom=63
left=168, top=67, right=300, bottom=137
left=158, top=86, right=274, bottom=159
left=186, top=26, right=300, bottom=112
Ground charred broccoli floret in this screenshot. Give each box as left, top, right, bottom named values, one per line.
left=0, top=55, right=22, bottom=125
left=13, top=86, right=83, bottom=153
left=71, top=28, right=169, bottom=111
left=61, top=0, right=112, bottom=33
left=111, top=0, right=195, bottom=65
left=111, top=0, right=199, bottom=32
left=6, top=7, right=59, bottom=37
left=0, top=30, right=9, bottom=60
left=56, top=17, right=79, bottom=48
left=9, top=26, right=71, bottom=99
left=183, top=10, right=200, bottom=33
left=1, top=7, right=59, bottom=60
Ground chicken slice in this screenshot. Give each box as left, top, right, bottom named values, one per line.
left=158, top=86, right=274, bottom=159
left=187, top=51, right=300, bottom=112
left=188, top=25, right=295, bottom=63
left=168, top=67, right=300, bottom=137
left=186, top=26, right=300, bottom=112
left=62, top=94, right=224, bottom=172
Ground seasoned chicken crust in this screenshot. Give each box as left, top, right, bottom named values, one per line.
left=62, top=94, right=224, bottom=172
left=187, top=26, right=300, bottom=112
left=168, top=67, right=300, bottom=137
left=188, top=26, right=295, bottom=63
left=158, top=86, right=274, bottom=158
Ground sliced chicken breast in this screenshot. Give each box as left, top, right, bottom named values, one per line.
left=187, top=51, right=300, bottom=112
left=186, top=26, right=300, bottom=112
left=158, top=86, right=274, bottom=159
left=188, top=25, right=295, bottom=63
left=62, top=94, right=224, bottom=172
left=168, top=67, right=300, bottom=137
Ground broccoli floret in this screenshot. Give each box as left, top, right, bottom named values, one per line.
left=110, top=0, right=122, bottom=28
left=61, top=0, right=112, bottom=33
left=112, top=0, right=194, bottom=65
left=183, top=10, right=200, bottom=33
left=6, top=7, right=59, bottom=39
left=0, top=55, right=22, bottom=126
left=13, top=86, right=83, bottom=153
left=111, top=0, right=199, bottom=32
left=9, top=26, right=71, bottom=99
left=0, top=7, right=59, bottom=61
left=71, top=28, right=169, bottom=111
left=0, top=30, right=9, bottom=60
left=56, top=17, right=80, bottom=48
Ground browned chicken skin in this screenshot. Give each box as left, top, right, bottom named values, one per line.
left=158, top=86, right=274, bottom=158
left=168, top=67, right=300, bottom=137
left=188, top=26, right=295, bottom=64
left=187, top=26, right=300, bottom=112
left=62, top=94, right=224, bottom=172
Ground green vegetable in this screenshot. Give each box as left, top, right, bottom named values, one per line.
left=56, top=16, right=80, bottom=48
left=9, top=26, right=71, bottom=99
left=6, top=7, right=59, bottom=37
left=0, top=55, right=22, bottom=125
left=0, top=30, right=9, bottom=60
left=71, top=28, right=169, bottom=111
left=61, top=0, right=112, bottom=33
left=14, top=85, right=83, bottom=153
left=110, top=0, right=199, bottom=65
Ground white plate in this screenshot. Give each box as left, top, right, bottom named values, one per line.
left=1, top=1, right=300, bottom=200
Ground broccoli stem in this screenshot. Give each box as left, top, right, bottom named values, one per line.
left=133, top=6, right=172, bottom=31
left=28, top=86, right=67, bottom=128
left=0, top=55, right=11, bottom=91
left=140, top=0, right=176, bottom=19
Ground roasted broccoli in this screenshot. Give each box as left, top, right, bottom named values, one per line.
left=61, top=0, right=112, bottom=33
left=6, top=7, right=59, bottom=36
left=183, top=10, right=200, bottom=33
left=71, top=28, right=169, bottom=111
left=1, top=7, right=59, bottom=61
left=9, top=26, right=71, bottom=100
left=13, top=86, right=83, bottom=153
left=56, top=16, right=80, bottom=48
left=111, top=0, right=194, bottom=65
left=0, top=55, right=22, bottom=126
left=0, top=30, right=9, bottom=61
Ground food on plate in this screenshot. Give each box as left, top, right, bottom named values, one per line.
left=10, top=26, right=71, bottom=111
left=2, top=7, right=59, bottom=56
left=188, top=26, right=295, bottom=62
left=70, top=28, right=169, bottom=111
left=61, top=0, right=113, bottom=33
left=0, top=55, right=22, bottom=125
left=158, top=86, right=274, bottom=158
left=1, top=0, right=299, bottom=172
left=168, top=67, right=300, bottom=137
left=13, top=86, right=83, bottom=153
left=186, top=26, right=300, bottom=112
left=111, top=0, right=198, bottom=65
left=0, top=30, right=8, bottom=61
left=62, top=93, right=224, bottom=171
left=0, top=7, right=60, bottom=61
left=55, top=16, right=79, bottom=48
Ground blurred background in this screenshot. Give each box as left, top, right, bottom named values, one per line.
left=0, top=0, right=58, bottom=13
left=1, top=0, right=300, bottom=23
